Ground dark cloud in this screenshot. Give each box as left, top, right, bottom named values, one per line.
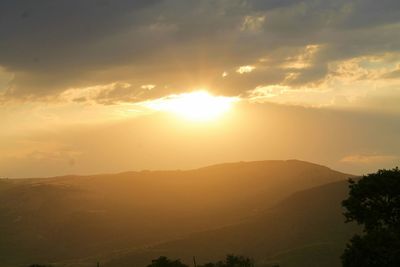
left=382, top=67, right=400, bottom=79
left=250, top=0, right=301, bottom=11
left=0, top=0, right=400, bottom=101
left=0, top=0, right=162, bottom=68
left=336, top=0, right=400, bottom=29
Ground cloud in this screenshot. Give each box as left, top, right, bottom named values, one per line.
left=382, top=64, right=400, bottom=79
left=340, top=154, right=398, bottom=164
left=238, top=52, right=400, bottom=113
left=141, top=84, right=156, bottom=90
left=0, top=0, right=399, bottom=108
left=240, top=15, right=266, bottom=32
left=247, top=84, right=332, bottom=107
left=60, top=82, right=141, bottom=105
left=236, top=65, right=256, bottom=74
left=281, top=45, right=321, bottom=70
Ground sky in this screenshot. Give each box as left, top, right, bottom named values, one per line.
left=1, top=0, right=400, bottom=178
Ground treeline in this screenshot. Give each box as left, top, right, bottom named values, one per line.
left=28, top=254, right=279, bottom=267
left=147, top=255, right=279, bottom=267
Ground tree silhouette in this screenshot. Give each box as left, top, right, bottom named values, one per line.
left=341, top=167, right=400, bottom=267
left=147, top=256, right=188, bottom=267
left=198, top=254, right=254, bottom=267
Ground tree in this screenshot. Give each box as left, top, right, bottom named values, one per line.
left=198, top=254, right=254, bottom=267
left=147, top=256, right=189, bottom=267
left=341, top=167, right=400, bottom=267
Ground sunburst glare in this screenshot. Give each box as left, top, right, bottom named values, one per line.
left=142, top=90, right=239, bottom=121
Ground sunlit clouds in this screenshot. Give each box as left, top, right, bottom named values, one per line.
left=60, top=82, right=133, bottom=104
left=141, top=84, right=156, bottom=90
left=240, top=15, right=266, bottom=32
left=0, top=0, right=400, bottom=177
left=281, top=45, right=321, bottom=70
left=236, top=65, right=256, bottom=74
left=340, top=154, right=399, bottom=164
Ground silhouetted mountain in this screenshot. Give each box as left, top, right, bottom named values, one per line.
left=104, top=180, right=359, bottom=267
left=0, top=160, right=350, bottom=266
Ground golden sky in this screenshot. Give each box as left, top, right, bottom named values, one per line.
left=1, top=0, right=400, bottom=177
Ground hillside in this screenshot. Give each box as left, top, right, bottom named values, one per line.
left=0, top=160, right=351, bottom=266
left=104, top=180, right=360, bottom=267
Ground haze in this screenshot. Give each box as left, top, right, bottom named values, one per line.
left=1, top=0, right=400, bottom=178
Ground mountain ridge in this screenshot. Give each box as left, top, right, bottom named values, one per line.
left=0, top=160, right=353, bottom=266
left=103, top=179, right=359, bottom=267
left=3, top=159, right=351, bottom=181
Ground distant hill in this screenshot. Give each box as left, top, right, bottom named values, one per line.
left=104, top=180, right=360, bottom=267
left=0, top=160, right=351, bottom=266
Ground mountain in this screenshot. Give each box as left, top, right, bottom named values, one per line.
left=0, top=160, right=351, bottom=266
left=103, top=180, right=360, bottom=267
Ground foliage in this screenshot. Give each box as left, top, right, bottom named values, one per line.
left=147, top=256, right=188, bottom=267
left=198, top=254, right=254, bottom=267
left=342, top=230, right=400, bottom=267
left=341, top=167, right=400, bottom=267
left=342, top=168, right=400, bottom=231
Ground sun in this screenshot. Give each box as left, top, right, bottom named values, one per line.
left=142, top=90, right=238, bottom=121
